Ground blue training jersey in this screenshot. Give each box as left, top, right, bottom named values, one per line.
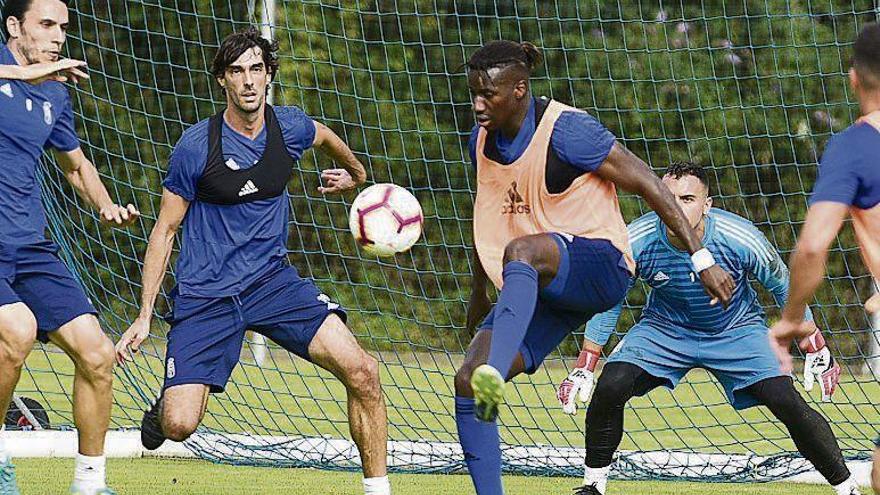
left=467, top=96, right=616, bottom=171
left=163, top=106, right=316, bottom=297
left=0, top=43, right=80, bottom=244
left=809, top=112, right=880, bottom=283
left=586, top=209, right=813, bottom=343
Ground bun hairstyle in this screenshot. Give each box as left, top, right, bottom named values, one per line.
left=465, top=40, right=543, bottom=76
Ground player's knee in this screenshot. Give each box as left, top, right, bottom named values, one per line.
left=752, top=377, right=805, bottom=421
left=454, top=359, right=480, bottom=397
left=345, top=354, right=382, bottom=402
left=76, top=336, right=115, bottom=385
left=591, top=366, right=636, bottom=409
left=162, top=412, right=200, bottom=442
left=502, top=236, right=541, bottom=266
left=0, top=312, right=37, bottom=367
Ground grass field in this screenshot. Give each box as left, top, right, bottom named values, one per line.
left=12, top=458, right=851, bottom=495
left=11, top=343, right=880, bottom=494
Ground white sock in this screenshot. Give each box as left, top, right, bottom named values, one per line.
left=73, top=453, right=106, bottom=491
left=0, top=432, right=7, bottom=463
left=832, top=476, right=858, bottom=495
left=583, top=465, right=610, bottom=494
left=363, top=475, right=391, bottom=495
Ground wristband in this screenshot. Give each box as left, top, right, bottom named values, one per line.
left=691, top=248, right=716, bottom=272
left=574, top=348, right=601, bottom=371
left=799, top=330, right=826, bottom=354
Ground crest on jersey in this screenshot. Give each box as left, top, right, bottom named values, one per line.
left=166, top=358, right=176, bottom=379
left=317, top=293, right=340, bottom=311
left=42, top=102, right=53, bottom=125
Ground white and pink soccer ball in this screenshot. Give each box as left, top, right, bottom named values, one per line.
left=349, top=183, right=423, bottom=257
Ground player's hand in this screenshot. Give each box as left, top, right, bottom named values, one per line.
left=799, top=330, right=841, bottom=401
left=21, top=59, right=89, bottom=85
left=769, top=317, right=805, bottom=374
left=318, top=168, right=356, bottom=194
left=115, top=317, right=151, bottom=365
left=866, top=293, right=880, bottom=314
left=99, top=203, right=140, bottom=228
left=557, top=348, right=601, bottom=415
left=466, top=289, right=492, bottom=336
left=698, top=265, right=735, bottom=307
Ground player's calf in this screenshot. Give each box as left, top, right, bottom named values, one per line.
left=872, top=444, right=880, bottom=495
left=748, top=377, right=857, bottom=494
left=307, top=314, right=389, bottom=493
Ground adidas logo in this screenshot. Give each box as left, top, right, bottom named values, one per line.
left=238, top=180, right=259, bottom=197
left=501, top=181, right=530, bottom=215
left=653, top=271, right=670, bottom=282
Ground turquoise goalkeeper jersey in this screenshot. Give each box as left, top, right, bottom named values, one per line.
left=586, top=208, right=813, bottom=344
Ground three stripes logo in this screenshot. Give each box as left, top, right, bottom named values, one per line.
left=238, top=180, right=259, bottom=197
left=501, top=181, right=530, bottom=215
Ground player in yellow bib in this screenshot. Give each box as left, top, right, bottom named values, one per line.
left=454, top=40, right=735, bottom=495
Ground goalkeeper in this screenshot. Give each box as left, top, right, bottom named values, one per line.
left=559, top=162, right=859, bottom=495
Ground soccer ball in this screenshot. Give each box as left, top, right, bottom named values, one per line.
left=349, top=183, right=423, bottom=257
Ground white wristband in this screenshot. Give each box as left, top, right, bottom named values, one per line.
left=691, top=248, right=716, bottom=272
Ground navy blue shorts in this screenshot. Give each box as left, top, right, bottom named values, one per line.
left=479, top=234, right=630, bottom=373
left=163, top=265, right=346, bottom=393
left=0, top=240, right=96, bottom=342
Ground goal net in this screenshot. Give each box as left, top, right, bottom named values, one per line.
left=12, top=0, right=880, bottom=482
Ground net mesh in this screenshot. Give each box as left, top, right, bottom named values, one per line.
left=11, top=0, right=880, bottom=482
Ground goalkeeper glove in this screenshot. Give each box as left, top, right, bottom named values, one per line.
left=799, top=330, right=841, bottom=402
left=557, top=348, right=601, bottom=415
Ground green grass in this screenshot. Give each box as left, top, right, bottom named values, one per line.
left=18, top=344, right=880, bottom=456
left=12, top=458, right=844, bottom=495
left=12, top=343, right=880, bottom=494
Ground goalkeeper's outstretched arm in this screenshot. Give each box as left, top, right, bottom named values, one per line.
left=114, top=188, right=189, bottom=364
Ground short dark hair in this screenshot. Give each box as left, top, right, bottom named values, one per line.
left=211, top=27, right=279, bottom=81
left=853, top=22, right=880, bottom=90
left=664, top=161, right=709, bottom=189
left=2, top=0, right=70, bottom=39
left=465, top=40, right=542, bottom=78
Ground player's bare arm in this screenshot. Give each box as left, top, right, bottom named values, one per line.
left=769, top=202, right=848, bottom=372
left=779, top=201, right=849, bottom=331
left=595, top=143, right=735, bottom=306
left=55, top=148, right=139, bottom=227
left=115, top=188, right=188, bottom=364
left=0, top=57, right=87, bottom=84
left=313, top=121, right=367, bottom=194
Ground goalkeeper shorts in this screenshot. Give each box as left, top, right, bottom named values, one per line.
left=607, top=321, right=785, bottom=410
left=162, top=264, right=346, bottom=393
left=0, top=240, right=97, bottom=342
left=478, top=234, right=630, bottom=374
